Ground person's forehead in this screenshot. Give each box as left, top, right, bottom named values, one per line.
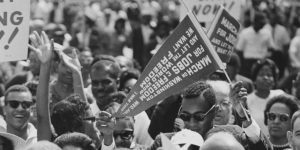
left=6, top=91, right=32, bottom=102
left=258, top=65, right=272, bottom=74
left=181, top=95, right=209, bottom=113
left=91, top=64, right=119, bottom=78
left=63, top=145, right=82, bottom=150
left=115, top=119, right=134, bottom=131
left=215, top=92, right=229, bottom=103
left=269, top=103, right=290, bottom=114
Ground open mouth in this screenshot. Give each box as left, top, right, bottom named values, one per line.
left=14, top=114, right=25, bottom=119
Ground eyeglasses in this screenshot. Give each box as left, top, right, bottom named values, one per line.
left=6, top=100, right=33, bottom=109
left=113, top=130, right=133, bottom=140
left=267, top=112, right=290, bottom=122
left=218, top=101, right=231, bottom=109
left=178, top=105, right=218, bottom=122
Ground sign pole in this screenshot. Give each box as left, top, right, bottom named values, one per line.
left=222, top=69, right=250, bottom=122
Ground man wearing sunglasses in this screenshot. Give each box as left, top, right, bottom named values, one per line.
left=113, top=116, right=146, bottom=149
left=90, top=56, right=153, bottom=147
left=148, top=81, right=217, bottom=150
left=1, top=84, right=36, bottom=145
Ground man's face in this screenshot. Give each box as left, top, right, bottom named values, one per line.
left=83, top=108, right=101, bottom=147
left=289, top=118, right=300, bottom=150
left=213, top=93, right=231, bottom=125
left=114, top=118, right=134, bottom=148
left=267, top=103, right=291, bottom=139
left=91, top=67, right=118, bottom=107
left=57, top=60, right=73, bottom=84
left=180, top=94, right=214, bottom=136
left=79, top=51, right=93, bottom=72
left=253, top=17, right=266, bottom=32
left=4, top=91, right=33, bottom=130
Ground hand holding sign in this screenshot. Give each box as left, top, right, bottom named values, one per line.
left=115, top=13, right=224, bottom=117
left=229, top=81, right=248, bottom=118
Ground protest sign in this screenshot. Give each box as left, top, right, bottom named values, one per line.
left=115, top=13, right=224, bottom=117
left=180, top=0, right=242, bottom=22
left=207, top=6, right=240, bottom=63
left=0, top=0, right=30, bottom=62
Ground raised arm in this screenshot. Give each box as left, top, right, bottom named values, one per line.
left=28, top=31, right=55, bottom=141
left=58, top=49, right=87, bottom=103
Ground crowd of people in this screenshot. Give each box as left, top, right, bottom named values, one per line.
left=2, top=0, right=300, bottom=150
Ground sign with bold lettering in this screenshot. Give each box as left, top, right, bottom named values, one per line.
left=180, top=0, right=242, bottom=22
left=114, top=13, right=224, bottom=117
left=207, top=6, right=240, bottom=62
left=0, top=0, right=30, bottom=62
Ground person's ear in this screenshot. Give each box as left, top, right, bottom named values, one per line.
left=287, top=131, right=294, bottom=148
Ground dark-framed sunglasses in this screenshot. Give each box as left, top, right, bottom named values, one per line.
left=113, top=130, right=134, bottom=140
left=6, top=100, right=33, bottom=109
left=267, top=112, right=290, bottom=122
left=178, top=105, right=218, bottom=122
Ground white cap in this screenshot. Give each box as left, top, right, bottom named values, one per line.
left=171, top=129, right=204, bottom=150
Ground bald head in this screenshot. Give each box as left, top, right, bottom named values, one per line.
left=201, top=132, right=244, bottom=150
left=91, top=60, right=121, bottom=80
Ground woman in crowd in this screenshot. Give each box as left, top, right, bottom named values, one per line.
left=247, top=59, right=285, bottom=135
left=264, top=94, right=299, bottom=150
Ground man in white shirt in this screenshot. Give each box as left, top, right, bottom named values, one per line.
left=265, top=12, right=290, bottom=78
left=1, top=85, right=37, bottom=146
left=236, top=11, right=274, bottom=78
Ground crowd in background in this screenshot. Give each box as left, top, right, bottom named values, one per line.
left=2, top=0, right=300, bottom=150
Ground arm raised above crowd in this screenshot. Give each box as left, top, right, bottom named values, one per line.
left=28, top=31, right=55, bottom=141
left=58, top=48, right=87, bottom=103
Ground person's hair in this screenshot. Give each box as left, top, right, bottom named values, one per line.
left=290, top=110, right=300, bottom=131
left=251, top=58, right=279, bottom=87
left=253, top=11, right=266, bottom=23
left=4, top=84, right=31, bottom=103
left=207, top=80, right=230, bottom=98
left=228, top=52, right=241, bottom=69
left=91, top=54, right=117, bottom=67
left=25, top=81, right=38, bottom=96
left=182, top=81, right=216, bottom=108
left=0, top=135, right=14, bottom=150
left=264, top=94, right=299, bottom=125
left=114, top=18, right=126, bottom=30
left=54, top=132, right=96, bottom=150
left=25, top=141, right=61, bottom=150
left=205, top=125, right=247, bottom=148
left=51, top=94, right=90, bottom=136
left=119, top=69, right=140, bottom=91
left=90, top=55, right=121, bottom=80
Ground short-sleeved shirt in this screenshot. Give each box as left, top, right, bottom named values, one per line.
left=236, top=26, right=274, bottom=59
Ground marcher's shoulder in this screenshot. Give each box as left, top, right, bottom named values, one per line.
left=270, top=89, right=285, bottom=96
